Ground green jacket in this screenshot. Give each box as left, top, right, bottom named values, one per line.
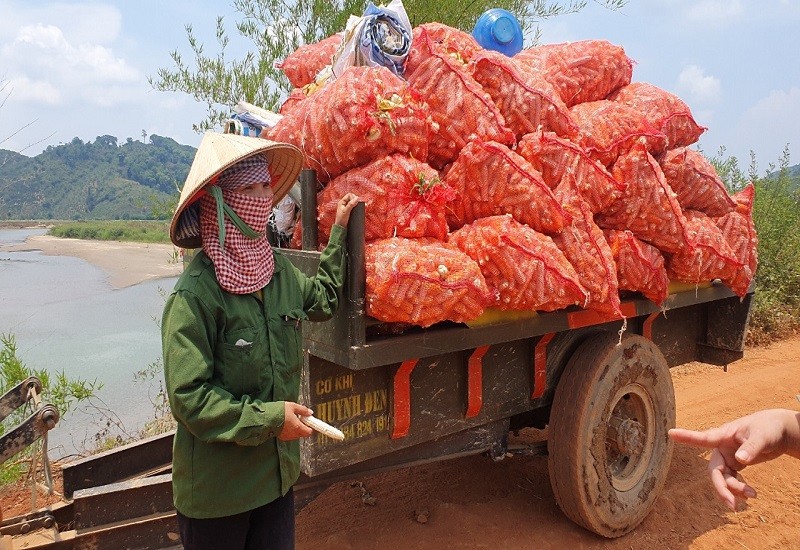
left=162, top=225, right=346, bottom=518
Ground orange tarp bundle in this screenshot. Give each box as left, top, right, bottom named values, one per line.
left=611, top=82, right=706, bottom=148
left=516, top=130, right=626, bottom=213
left=365, top=237, right=490, bottom=327
left=443, top=140, right=565, bottom=234
left=448, top=215, right=588, bottom=312
left=268, top=66, right=431, bottom=182
left=316, top=154, right=454, bottom=243
left=597, top=141, right=692, bottom=254
left=470, top=50, right=578, bottom=141
left=513, top=40, right=633, bottom=107
left=604, top=229, right=669, bottom=306
left=659, top=147, right=736, bottom=217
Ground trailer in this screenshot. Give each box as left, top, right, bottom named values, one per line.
left=2, top=170, right=753, bottom=547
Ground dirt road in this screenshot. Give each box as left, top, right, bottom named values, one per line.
left=296, top=336, right=800, bottom=549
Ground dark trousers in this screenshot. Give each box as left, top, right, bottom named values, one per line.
left=176, top=489, right=295, bottom=550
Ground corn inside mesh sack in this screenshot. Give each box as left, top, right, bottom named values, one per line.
left=610, top=82, right=706, bottom=149
left=571, top=100, right=667, bottom=167
left=659, top=147, right=736, bottom=217
left=408, top=47, right=514, bottom=170
left=448, top=215, right=587, bottom=312
left=668, top=210, right=744, bottom=287
left=714, top=183, right=758, bottom=297
left=516, top=130, right=626, bottom=213
left=604, top=229, right=669, bottom=306
left=366, top=237, right=490, bottom=327
left=266, top=65, right=431, bottom=182
left=597, top=141, right=692, bottom=254
left=470, top=50, right=578, bottom=141
left=553, top=175, right=622, bottom=317
left=316, top=154, right=454, bottom=243
left=277, top=33, right=343, bottom=89
left=514, top=40, right=633, bottom=107
left=405, top=22, right=481, bottom=79
left=443, top=140, right=565, bottom=234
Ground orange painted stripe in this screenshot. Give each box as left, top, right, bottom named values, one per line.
left=567, top=302, right=637, bottom=329
left=532, top=333, right=555, bottom=399
left=466, top=346, right=490, bottom=418
left=391, top=359, right=418, bottom=439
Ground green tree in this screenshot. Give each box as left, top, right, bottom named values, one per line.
left=150, top=0, right=626, bottom=132
left=1, top=333, right=101, bottom=484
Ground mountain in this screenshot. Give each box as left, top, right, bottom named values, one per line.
left=0, top=135, right=196, bottom=220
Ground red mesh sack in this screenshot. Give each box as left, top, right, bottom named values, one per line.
left=405, top=23, right=480, bottom=79
left=668, top=210, right=744, bottom=287
left=279, top=88, right=307, bottom=117
left=659, top=147, right=736, bottom=217
left=316, top=154, right=454, bottom=243
left=448, top=215, right=588, bottom=312
left=553, top=175, right=622, bottom=316
left=714, top=183, right=758, bottom=297
left=408, top=51, right=514, bottom=170
left=514, top=40, right=633, bottom=107
left=516, top=130, right=626, bottom=213
left=365, top=237, right=490, bottom=327
left=604, top=229, right=669, bottom=305
left=267, top=66, right=431, bottom=182
left=570, top=100, right=667, bottom=167
left=443, top=140, right=566, bottom=234
left=277, top=33, right=343, bottom=89
left=470, top=50, right=578, bottom=141
left=610, top=82, right=706, bottom=148
left=597, top=141, right=692, bottom=254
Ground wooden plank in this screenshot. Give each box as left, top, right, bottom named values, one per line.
left=61, top=431, right=173, bottom=498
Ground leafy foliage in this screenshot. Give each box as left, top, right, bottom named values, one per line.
left=712, top=146, right=800, bottom=342
left=48, top=220, right=172, bottom=244
left=0, top=333, right=101, bottom=485
left=150, top=0, right=627, bottom=133
left=0, top=135, right=194, bottom=221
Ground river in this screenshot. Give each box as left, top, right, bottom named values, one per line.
left=0, top=228, right=177, bottom=460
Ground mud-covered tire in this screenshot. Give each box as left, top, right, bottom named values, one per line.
left=547, top=332, right=675, bottom=538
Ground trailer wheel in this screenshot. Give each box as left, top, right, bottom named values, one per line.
left=547, top=332, right=675, bottom=538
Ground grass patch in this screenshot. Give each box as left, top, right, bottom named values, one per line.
left=48, top=220, right=171, bottom=244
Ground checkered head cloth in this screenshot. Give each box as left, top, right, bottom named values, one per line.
left=216, top=154, right=272, bottom=190
left=199, top=156, right=275, bottom=294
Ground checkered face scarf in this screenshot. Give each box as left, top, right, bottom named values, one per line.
left=199, top=155, right=275, bottom=294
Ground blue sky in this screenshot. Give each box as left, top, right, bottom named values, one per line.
left=1, top=1, right=798, bottom=174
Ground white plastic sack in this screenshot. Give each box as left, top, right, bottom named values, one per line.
left=331, top=0, right=412, bottom=78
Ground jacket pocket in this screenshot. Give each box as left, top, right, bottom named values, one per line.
left=217, top=326, right=269, bottom=398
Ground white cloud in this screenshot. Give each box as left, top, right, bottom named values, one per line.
left=5, top=74, right=61, bottom=105
left=685, top=0, right=744, bottom=25
left=737, top=87, right=800, bottom=161
left=0, top=4, right=139, bottom=110
left=677, top=65, right=721, bottom=105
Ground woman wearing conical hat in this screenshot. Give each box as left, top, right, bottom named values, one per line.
left=162, top=132, right=358, bottom=549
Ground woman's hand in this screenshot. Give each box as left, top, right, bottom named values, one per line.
left=669, top=409, right=800, bottom=510
left=334, top=193, right=360, bottom=228
left=278, top=402, right=314, bottom=441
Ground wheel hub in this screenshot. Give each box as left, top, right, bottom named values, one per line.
left=610, top=417, right=645, bottom=456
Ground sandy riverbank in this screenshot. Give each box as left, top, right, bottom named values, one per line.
left=2, top=235, right=184, bottom=288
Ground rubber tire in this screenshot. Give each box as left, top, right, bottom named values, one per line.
left=547, top=332, right=675, bottom=538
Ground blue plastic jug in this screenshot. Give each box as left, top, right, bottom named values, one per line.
left=472, top=8, right=523, bottom=57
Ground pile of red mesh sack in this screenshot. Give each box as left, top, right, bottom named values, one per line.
left=273, top=21, right=757, bottom=327
left=448, top=215, right=588, bottom=312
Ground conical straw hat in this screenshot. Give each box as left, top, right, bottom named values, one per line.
left=170, top=131, right=304, bottom=249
